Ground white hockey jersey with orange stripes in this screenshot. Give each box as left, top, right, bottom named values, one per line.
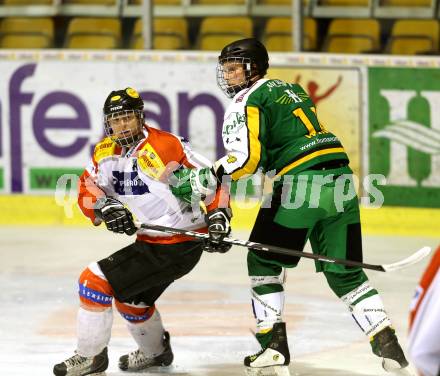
left=78, top=126, right=213, bottom=243
left=408, top=247, right=440, bottom=376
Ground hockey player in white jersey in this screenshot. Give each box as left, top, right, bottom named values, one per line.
left=53, top=87, right=232, bottom=376
left=408, top=246, right=440, bottom=376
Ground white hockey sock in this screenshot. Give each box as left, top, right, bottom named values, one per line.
left=341, top=281, right=392, bottom=337
left=251, top=273, right=286, bottom=331
left=251, top=290, right=284, bottom=331
left=76, top=307, right=113, bottom=357
left=126, top=308, right=165, bottom=357
left=252, top=291, right=284, bottom=330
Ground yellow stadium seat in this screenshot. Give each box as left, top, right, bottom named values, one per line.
left=327, top=37, right=375, bottom=53
left=65, top=18, right=121, bottom=49
left=319, top=0, right=368, bottom=4
left=131, top=18, right=188, bottom=50
left=63, top=0, right=116, bottom=4
left=0, top=17, right=54, bottom=49
left=259, top=0, right=308, bottom=4
left=381, top=0, right=431, bottom=5
left=3, top=0, right=52, bottom=4
left=194, top=0, right=245, bottom=4
left=68, top=35, right=120, bottom=49
left=199, top=17, right=252, bottom=51
left=131, top=19, right=145, bottom=50
left=0, top=35, right=50, bottom=48
left=389, top=39, right=433, bottom=55
left=324, top=18, right=380, bottom=53
left=131, top=0, right=182, bottom=5
left=388, top=19, right=439, bottom=55
left=263, top=17, right=317, bottom=51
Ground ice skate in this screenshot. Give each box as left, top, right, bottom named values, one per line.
left=118, top=331, right=174, bottom=371
left=244, top=322, right=290, bottom=376
left=371, top=326, right=411, bottom=374
left=53, top=347, right=108, bottom=376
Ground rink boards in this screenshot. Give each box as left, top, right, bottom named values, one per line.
left=1, top=195, right=439, bottom=237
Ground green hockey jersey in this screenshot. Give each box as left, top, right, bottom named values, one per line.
left=215, top=78, right=349, bottom=181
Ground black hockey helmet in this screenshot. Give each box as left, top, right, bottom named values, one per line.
left=103, top=87, right=144, bottom=115
left=219, top=38, right=269, bottom=76
left=217, top=38, right=269, bottom=97
left=103, top=87, right=145, bottom=147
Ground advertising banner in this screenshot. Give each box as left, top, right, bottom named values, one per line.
left=0, top=55, right=227, bottom=193
left=368, top=67, right=440, bottom=208
left=0, top=52, right=361, bottom=196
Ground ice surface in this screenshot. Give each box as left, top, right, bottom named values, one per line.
left=1, top=227, right=435, bottom=376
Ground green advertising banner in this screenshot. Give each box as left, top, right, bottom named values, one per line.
left=29, top=168, right=83, bottom=190
left=368, top=67, right=440, bottom=208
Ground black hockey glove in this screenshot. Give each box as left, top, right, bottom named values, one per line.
left=204, top=208, right=232, bottom=253
left=94, top=197, right=137, bottom=235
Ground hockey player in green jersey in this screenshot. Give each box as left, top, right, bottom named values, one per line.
left=171, top=38, right=410, bottom=376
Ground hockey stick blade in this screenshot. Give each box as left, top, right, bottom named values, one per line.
left=135, top=222, right=431, bottom=272
left=381, top=246, right=431, bottom=272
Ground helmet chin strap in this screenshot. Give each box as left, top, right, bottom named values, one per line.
left=141, top=125, right=149, bottom=138
left=248, top=61, right=263, bottom=82
left=233, top=73, right=261, bottom=93
left=227, top=75, right=260, bottom=97
left=249, top=74, right=262, bottom=84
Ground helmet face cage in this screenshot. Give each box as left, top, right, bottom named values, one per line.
left=217, top=57, right=252, bottom=98
left=104, top=109, right=144, bottom=147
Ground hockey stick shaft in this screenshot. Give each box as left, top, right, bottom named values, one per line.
left=135, top=222, right=431, bottom=272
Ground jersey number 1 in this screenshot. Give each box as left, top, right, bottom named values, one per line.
left=292, top=107, right=326, bottom=138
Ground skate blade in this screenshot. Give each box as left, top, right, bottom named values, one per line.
left=140, top=365, right=174, bottom=374
left=119, top=365, right=174, bottom=373
left=382, top=359, right=414, bottom=376
left=245, top=365, right=290, bottom=376
left=89, top=373, right=106, bottom=376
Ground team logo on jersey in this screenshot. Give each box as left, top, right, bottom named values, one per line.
left=223, top=112, right=246, bottom=135
left=94, top=138, right=116, bottom=162
left=275, top=89, right=304, bottom=105
left=275, top=93, right=295, bottom=105
left=137, top=143, right=166, bottom=180
left=112, top=171, right=149, bottom=195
